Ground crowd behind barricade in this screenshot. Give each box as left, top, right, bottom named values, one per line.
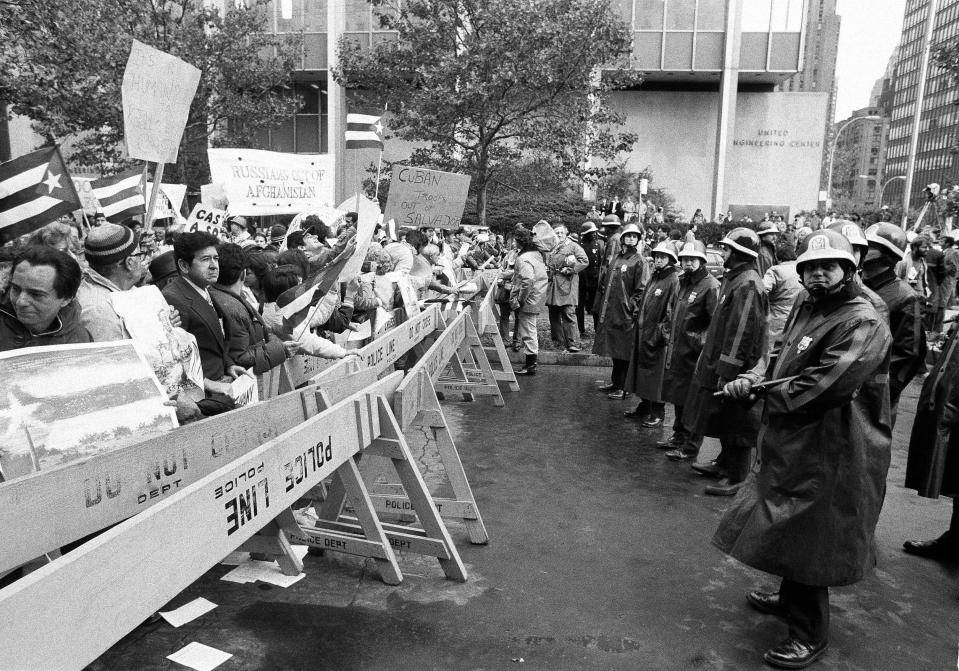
left=4, top=196, right=959, bottom=668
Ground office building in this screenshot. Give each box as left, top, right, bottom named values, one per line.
left=885, top=0, right=959, bottom=210
left=833, top=106, right=889, bottom=208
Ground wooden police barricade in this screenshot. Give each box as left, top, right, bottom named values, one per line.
left=0, top=365, right=382, bottom=578
left=0, top=375, right=467, bottom=671
left=466, top=279, right=520, bottom=393
left=319, top=308, right=490, bottom=546
left=434, top=303, right=505, bottom=407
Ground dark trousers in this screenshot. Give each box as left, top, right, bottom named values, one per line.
left=611, top=358, right=629, bottom=390
left=577, top=282, right=597, bottom=332
left=645, top=400, right=665, bottom=420
left=779, top=579, right=829, bottom=645
left=716, top=439, right=751, bottom=483
left=675, top=404, right=704, bottom=456
left=548, top=304, right=579, bottom=349
left=497, top=302, right=516, bottom=342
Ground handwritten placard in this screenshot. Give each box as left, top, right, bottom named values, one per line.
left=185, top=204, right=227, bottom=238
left=121, top=40, right=201, bottom=163
left=383, top=166, right=470, bottom=229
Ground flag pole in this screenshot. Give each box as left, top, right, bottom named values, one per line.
left=373, top=151, right=383, bottom=201
left=140, top=162, right=150, bottom=223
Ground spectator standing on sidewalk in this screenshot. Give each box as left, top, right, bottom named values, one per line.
left=510, top=226, right=548, bottom=376
left=545, top=224, right=588, bottom=353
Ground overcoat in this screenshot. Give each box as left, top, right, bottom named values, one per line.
left=592, top=246, right=649, bottom=360
left=865, top=267, right=926, bottom=404
left=545, top=240, right=588, bottom=307
left=662, top=265, right=720, bottom=405
left=906, top=323, right=959, bottom=498
left=713, top=282, right=892, bottom=586
left=624, top=264, right=679, bottom=400
left=686, top=261, right=767, bottom=443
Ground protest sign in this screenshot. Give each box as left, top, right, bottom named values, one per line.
left=208, top=148, right=334, bottom=215
left=71, top=177, right=100, bottom=215
left=383, top=166, right=470, bottom=229
left=109, top=285, right=204, bottom=395
left=185, top=203, right=227, bottom=237
left=339, top=194, right=382, bottom=280
left=121, top=40, right=201, bottom=163
left=200, top=183, right=229, bottom=209
left=0, top=341, right=177, bottom=481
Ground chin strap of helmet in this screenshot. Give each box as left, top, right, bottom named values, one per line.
left=804, top=264, right=856, bottom=298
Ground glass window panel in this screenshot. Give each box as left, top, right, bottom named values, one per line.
left=372, top=32, right=399, bottom=49
left=373, top=0, right=400, bottom=29
left=296, top=84, right=319, bottom=114
left=694, top=31, right=724, bottom=69
left=272, top=120, right=295, bottom=152
left=303, top=33, right=327, bottom=69
left=786, top=0, right=804, bottom=31
left=770, top=0, right=788, bottom=31
left=634, top=0, right=664, bottom=29
left=613, top=0, right=633, bottom=23
left=663, top=31, right=693, bottom=69
left=303, top=0, right=326, bottom=31
left=696, top=0, right=726, bottom=30
left=741, top=0, right=773, bottom=31
left=343, top=32, right=371, bottom=51
left=666, top=0, right=696, bottom=29
left=295, top=116, right=320, bottom=152
left=345, top=0, right=370, bottom=31
left=253, top=126, right=270, bottom=149
left=632, top=31, right=663, bottom=67
left=276, top=0, right=299, bottom=32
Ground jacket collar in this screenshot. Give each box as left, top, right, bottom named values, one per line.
left=682, top=265, right=709, bottom=284
left=82, top=267, right=122, bottom=293
left=862, top=266, right=897, bottom=291
left=0, top=296, right=70, bottom=337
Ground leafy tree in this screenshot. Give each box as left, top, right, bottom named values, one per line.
left=0, top=0, right=302, bottom=188
left=336, top=0, right=639, bottom=226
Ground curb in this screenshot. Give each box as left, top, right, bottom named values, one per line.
left=485, top=347, right=611, bottom=367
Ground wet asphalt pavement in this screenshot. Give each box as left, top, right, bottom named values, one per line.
left=91, top=366, right=956, bottom=671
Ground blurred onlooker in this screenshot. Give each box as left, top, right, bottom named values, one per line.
left=149, top=251, right=179, bottom=290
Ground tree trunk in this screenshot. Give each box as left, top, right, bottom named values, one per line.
left=476, top=176, right=488, bottom=228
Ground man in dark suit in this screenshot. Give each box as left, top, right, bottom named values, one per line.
left=162, top=232, right=247, bottom=415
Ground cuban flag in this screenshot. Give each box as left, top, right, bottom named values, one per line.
left=0, top=146, right=81, bottom=245
left=345, top=108, right=384, bottom=150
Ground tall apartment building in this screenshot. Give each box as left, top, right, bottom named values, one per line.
left=885, top=0, right=959, bottom=210
left=833, top=106, right=889, bottom=207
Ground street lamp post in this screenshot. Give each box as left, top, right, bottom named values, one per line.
left=826, top=115, right=881, bottom=210
left=878, top=175, right=907, bottom=207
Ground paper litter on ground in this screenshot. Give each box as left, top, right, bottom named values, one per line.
left=159, top=597, right=218, bottom=628
left=166, top=642, right=232, bottom=671
left=220, top=558, right=305, bottom=587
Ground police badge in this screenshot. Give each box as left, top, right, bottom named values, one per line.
left=654, top=288, right=662, bottom=296
left=797, top=336, right=813, bottom=353
left=688, top=291, right=698, bottom=304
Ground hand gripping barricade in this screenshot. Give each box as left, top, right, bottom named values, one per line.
left=0, top=374, right=468, bottom=671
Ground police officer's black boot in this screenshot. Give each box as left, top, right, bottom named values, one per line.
left=515, top=354, right=537, bottom=375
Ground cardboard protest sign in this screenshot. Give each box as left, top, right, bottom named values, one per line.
left=339, top=194, right=382, bottom=280
left=121, top=40, right=201, bottom=163
left=208, top=148, right=334, bottom=215
left=185, top=203, right=227, bottom=238
left=0, top=341, right=177, bottom=481
left=383, top=166, right=470, bottom=229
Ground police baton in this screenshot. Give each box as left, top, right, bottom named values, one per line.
left=713, top=376, right=798, bottom=398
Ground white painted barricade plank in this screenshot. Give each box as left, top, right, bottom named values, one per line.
left=434, top=315, right=505, bottom=407
left=0, top=367, right=382, bottom=575
left=471, top=282, right=520, bottom=392
left=0, top=375, right=403, bottom=671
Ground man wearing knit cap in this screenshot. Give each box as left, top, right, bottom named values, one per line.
left=75, top=223, right=148, bottom=341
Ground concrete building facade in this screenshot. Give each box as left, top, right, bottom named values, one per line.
left=833, top=106, right=889, bottom=208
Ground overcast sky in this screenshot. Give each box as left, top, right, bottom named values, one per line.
left=833, top=0, right=908, bottom=121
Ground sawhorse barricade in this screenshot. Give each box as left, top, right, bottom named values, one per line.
left=0, top=374, right=465, bottom=671
left=314, top=308, right=490, bottom=550
left=466, top=279, right=520, bottom=393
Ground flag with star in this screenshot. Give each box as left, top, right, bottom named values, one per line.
left=0, top=146, right=81, bottom=244
left=90, top=168, right=145, bottom=223
left=345, top=107, right=384, bottom=150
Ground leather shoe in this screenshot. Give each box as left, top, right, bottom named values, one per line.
left=597, top=383, right=617, bottom=392
left=624, top=405, right=648, bottom=419
left=902, top=536, right=959, bottom=561
left=705, top=478, right=742, bottom=496
left=655, top=435, right=683, bottom=449
left=607, top=389, right=630, bottom=400
left=566, top=345, right=581, bottom=353
left=691, top=460, right=724, bottom=478
left=665, top=448, right=696, bottom=461
left=641, top=416, right=664, bottom=428
left=746, top=590, right=785, bottom=617
left=763, top=638, right=828, bottom=669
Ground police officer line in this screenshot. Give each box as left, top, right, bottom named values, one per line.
left=0, top=298, right=519, bottom=670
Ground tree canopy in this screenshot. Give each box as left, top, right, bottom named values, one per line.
left=335, top=0, right=639, bottom=226
left=0, top=0, right=302, bottom=187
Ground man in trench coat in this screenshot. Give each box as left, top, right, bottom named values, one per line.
left=713, top=229, right=892, bottom=669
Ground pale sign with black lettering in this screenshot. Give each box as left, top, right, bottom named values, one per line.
left=383, top=166, right=471, bottom=229
left=185, top=203, right=227, bottom=237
